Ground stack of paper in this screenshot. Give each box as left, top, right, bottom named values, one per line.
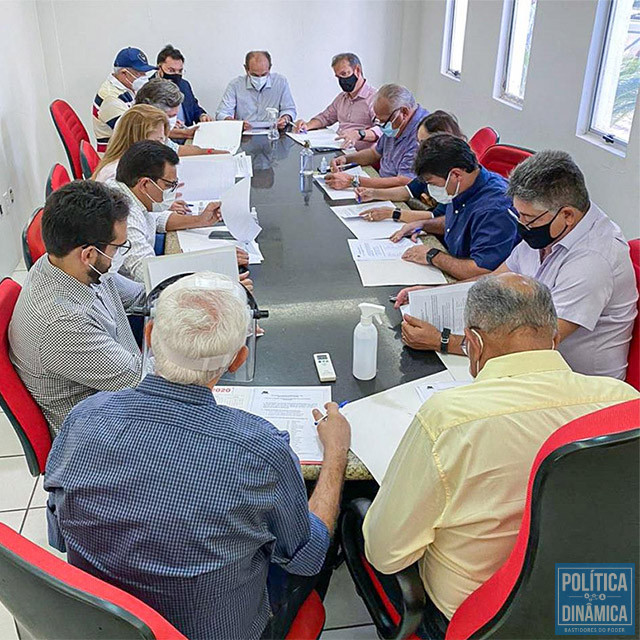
left=314, top=166, right=367, bottom=201
left=193, top=120, right=243, bottom=154
left=286, top=127, right=343, bottom=149
left=176, top=228, right=264, bottom=265
left=408, top=281, right=474, bottom=333
left=177, top=155, right=236, bottom=201
left=329, top=201, right=404, bottom=239
left=212, top=386, right=331, bottom=463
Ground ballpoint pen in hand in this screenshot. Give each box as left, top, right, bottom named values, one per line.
left=314, top=400, right=349, bottom=425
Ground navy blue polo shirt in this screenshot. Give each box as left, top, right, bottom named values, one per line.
left=440, top=167, right=518, bottom=271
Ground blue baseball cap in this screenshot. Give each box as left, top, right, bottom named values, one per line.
left=114, top=47, right=156, bottom=72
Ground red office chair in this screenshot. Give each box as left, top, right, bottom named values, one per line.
left=49, top=100, right=90, bottom=179
left=478, top=144, right=534, bottom=179
left=80, top=140, right=101, bottom=179
left=468, top=127, right=499, bottom=161
left=341, top=399, right=640, bottom=640
left=21, top=208, right=46, bottom=270
left=0, top=522, right=326, bottom=640
left=0, top=278, right=52, bottom=477
left=626, top=239, right=640, bottom=390
left=45, top=163, right=71, bottom=198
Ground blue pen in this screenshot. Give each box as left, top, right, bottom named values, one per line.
left=314, top=400, right=349, bottom=425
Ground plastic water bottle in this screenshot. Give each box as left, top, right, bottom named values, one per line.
left=319, top=156, right=329, bottom=174
left=300, top=141, right=313, bottom=175
left=352, top=303, right=385, bottom=380
left=266, top=107, right=279, bottom=141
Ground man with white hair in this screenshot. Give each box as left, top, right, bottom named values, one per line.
left=325, top=83, right=428, bottom=191
left=361, top=273, right=638, bottom=638
left=44, top=272, right=351, bottom=640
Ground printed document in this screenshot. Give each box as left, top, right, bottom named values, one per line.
left=414, top=379, right=470, bottom=404
left=193, top=120, right=243, bottom=154
left=234, top=153, right=253, bottom=178
left=286, top=127, right=343, bottom=149
left=408, top=281, right=474, bottom=333
left=351, top=258, right=448, bottom=287
left=212, top=386, right=331, bottom=463
left=313, top=166, right=367, bottom=201
left=176, top=228, right=264, bottom=264
left=177, top=155, right=236, bottom=201
left=348, top=238, right=414, bottom=261
left=330, top=201, right=396, bottom=219
left=220, top=178, right=261, bottom=242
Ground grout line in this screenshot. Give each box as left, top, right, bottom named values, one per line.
left=0, top=507, right=29, bottom=514
left=25, top=477, right=40, bottom=510
left=0, top=454, right=26, bottom=459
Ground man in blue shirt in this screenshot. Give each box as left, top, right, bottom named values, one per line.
left=392, top=133, right=519, bottom=281
left=44, top=272, right=350, bottom=640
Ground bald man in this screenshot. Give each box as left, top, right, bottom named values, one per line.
left=361, top=274, right=638, bottom=638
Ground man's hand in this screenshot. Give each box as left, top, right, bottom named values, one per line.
left=236, top=247, right=249, bottom=267
left=293, top=119, right=307, bottom=133
left=196, top=201, right=222, bottom=226
left=200, top=114, right=213, bottom=122
left=391, top=222, right=424, bottom=243
left=402, top=244, right=429, bottom=265
left=312, top=402, right=351, bottom=456
left=393, top=285, right=429, bottom=309
left=330, top=155, right=347, bottom=172
left=276, top=116, right=290, bottom=130
left=354, top=187, right=375, bottom=202
left=169, top=199, right=190, bottom=215
left=239, top=270, right=253, bottom=293
left=359, top=207, right=393, bottom=222
left=170, top=126, right=197, bottom=140
left=324, top=172, right=352, bottom=190
left=401, top=315, right=441, bottom=351
left=242, top=120, right=251, bottom=131
left=337, top=129, right=359, bottom=149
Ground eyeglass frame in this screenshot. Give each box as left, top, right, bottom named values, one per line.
left=152, top=176, right=180, bottom=192
left=506, top=205, right=564, bottom=231
left=380, top=107, right=401, bottom=128
left=83, top=239, right=132, bottom=256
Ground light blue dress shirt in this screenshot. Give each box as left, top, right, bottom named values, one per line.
left=215, top=73, right=297, bottom=122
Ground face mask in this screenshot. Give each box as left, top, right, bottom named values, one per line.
left=516, top=208, right=567, bottom=250
left=250, top=75, right=268, bottom=91
left=145, top=180, right=177, bottom=212
left=163, top=72, right=182, bottom=84
left=88, top=247, right=121, bottom=283
left=131, top=74, right=149, bottom=93
left=427, top=171, right=460, bottom=205
left=168, top=115, right=178, bottom=129
left=339, top=74, right=358, bottom=93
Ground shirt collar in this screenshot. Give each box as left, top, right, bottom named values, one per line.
left=452, top=166, right=488, bottom=208
left=137, top=374, right=217, bottom=406
left=114, top=180, right=148, bottom=212
left=245, top=74, right=273, bottom=90
left=109, top=74, right=130, bottom=94
left=40, top=256, right=98, bottom=307
left=474, top=350, right=571, bottom=383
left=348, top=80, right=375, bottom=101
left=554, top=202, right=599, bottom=251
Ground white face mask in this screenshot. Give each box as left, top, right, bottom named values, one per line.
left=250, top=74, right=268, bottom=91
left=131, top=74, right=149, bottom=93
left=88, top=246, right=123, bottom=283
left=168, top=115, right=178, bottom=129
left=427, top=171, right=460, bottom=205
left=145, top=180, right=177, bottom=212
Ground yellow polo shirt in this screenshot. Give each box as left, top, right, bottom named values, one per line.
left=363, top=350, right=639, bottom=619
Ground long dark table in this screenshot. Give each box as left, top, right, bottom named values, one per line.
left=167, top=133, right=447, bottom=479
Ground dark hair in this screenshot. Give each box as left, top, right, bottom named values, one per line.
left=116, top=140, right=179, bottom=188
left=42, top=180, right=129, bottom=258
left=244, top=50, right=272, bottom=68
left=331, top=52, right=362, bottom=69
left=418, top=110, right=466, bottom=140
left=157, top=44, right=184, bottom=65
left=413, top=133, right=478, bottom=179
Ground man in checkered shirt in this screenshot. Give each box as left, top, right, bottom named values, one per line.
left=44, top=273, right=351, bottom=639
left=9, top=181, right=144, bottom=434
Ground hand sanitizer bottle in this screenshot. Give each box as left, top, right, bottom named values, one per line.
left=300, top=140, right=314, bottom=175
left=352, top=303, right=385, bottom=380
left=319, top=156, right=329, bottom=174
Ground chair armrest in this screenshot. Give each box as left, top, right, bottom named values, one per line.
left=340, top=498, right=426, bottom=640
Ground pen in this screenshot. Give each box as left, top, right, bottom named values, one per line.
left=412, top=227, right=423, bottom=235
left=314, top=400, right=350, bottom=425
left=341, top=163, right=359, bottom=171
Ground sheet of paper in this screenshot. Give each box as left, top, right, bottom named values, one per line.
left=247, top=121, right=270, bottom=129
left=213, top=386, right=331, bottom=463
left=234, top=153, right=253, bottom=178
left=415, top=380, right=470, bottom=404
left=243, top=130, right=270, bottom=136
left=193, top=120, right=243, bottom=154
left=437, top=353, right=473, bottom=382
left=351, top=259, right=448, bottom=287
left=343, top=370, right=454, bottom=483
left=408, top=281, right=474, bottom=334
left=220, top=178, right=261, bottom=242
left=330, top=201, right=396, bottom=219
left=177, top=155, right=236, bottom=201
left=286, top=127, right=343, bottom=149
left=339, top=216, right=405, bottom=240
left=313, top=166, right=367, bottom=201
left=176, top=229, right=264, bottom=264
left=348, top=238, right=414, bottom=261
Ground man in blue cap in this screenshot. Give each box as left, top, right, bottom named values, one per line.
left=92, top=47, right=156, bottom=153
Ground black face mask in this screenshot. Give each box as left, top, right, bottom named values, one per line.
left=163, top=72, right=183, bottom=84
left=517, top=209, right=567, bottom=249
left=338, top=74, right=358, bottom=93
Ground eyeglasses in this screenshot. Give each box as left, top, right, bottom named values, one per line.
left=154, top=177, right=179, bottom=192
left=507, top=206, right=563, bottom=231
left=84, top=239, right=132, bottom=256
left=381, top=108, right=400, bottom=128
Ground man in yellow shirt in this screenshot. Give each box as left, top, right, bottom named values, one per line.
left=362, top=273, right=639, bottom=638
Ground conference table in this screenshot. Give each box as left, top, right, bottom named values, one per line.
left=166, top=133, right=450, bottom=481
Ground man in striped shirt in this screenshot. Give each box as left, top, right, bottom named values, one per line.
left=93, top=47, right=156, bottom=153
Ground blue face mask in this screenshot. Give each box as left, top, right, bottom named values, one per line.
left=380, top=110, right=401, bottom=138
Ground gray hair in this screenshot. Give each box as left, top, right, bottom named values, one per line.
left=374, top=83, right=416, bottom=111
left=135, top=77, right=184, bottom=110
left=245, top=50, right=272, bottom=68
left=507, top=150, right=590, bottom=213
left=151, top=272, right=250, bottom=386
left=465, top=275, right=557, bottom=335
left=331, top=52, right=362, bottom=69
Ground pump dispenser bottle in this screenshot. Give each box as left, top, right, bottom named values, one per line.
left=352, top=303, right=385, bottom=380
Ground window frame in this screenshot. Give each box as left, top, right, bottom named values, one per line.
left=441, top=0, right=469, bottom=81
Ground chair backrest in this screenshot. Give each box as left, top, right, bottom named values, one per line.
left=80, top=140, right=101, bottom=179
left=21, top=208, right=46, bottom=271
left=446, top=399, right=640, bottom=640
left=49, top=100, right=90, bottom=179
left=0, top=278, right=51, bottom=476
left=0, top=523, right=187, bottom=640
left=626, top=239, right=640, bottom=390
left=469, top=127, right=500, bottom=161
left=45, top=163, right=71, bottom=198
left=478, top=144, right=534, bottom=179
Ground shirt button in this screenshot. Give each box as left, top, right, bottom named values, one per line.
left=454, top=210, right=459, bottom=214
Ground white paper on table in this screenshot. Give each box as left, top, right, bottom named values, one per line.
left=408, top=281, right=474, bottom=334
left=220, top=178, right=261, bottom=242
left=248, top=121, right=270, bottom=129
left=143, top=245, right=239, bottom=294
left=351, top=259, right=448, bottom=287
left=212, top=386, right=331, bottom=463
left=348, top=238, right=414, bottom=261
left=175, top=228, right=264, bottom=264
left=177, top=155, right=236, bottom=201
left=243, top=130, right=270, bottom=136
left=343, top=370, right=454, bottom=483
left=313, top=166, right=367, bottom=201
left=330, top=201, right=396, bottom=219
left=193, top=120, right=243, bottom=154
left=437, top=353, right=473, bottom=382
left=286, top=127, right=343, bottom=149
left=238, top=240, right=264, bottom=264
left=339, top=217, right=405, bottom=240
left=415, top=380, right=470, bottom=404
left=234, top=153, right=253, bottom=178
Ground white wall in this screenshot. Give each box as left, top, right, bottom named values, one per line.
left=406, top=0, right=640, bottom=239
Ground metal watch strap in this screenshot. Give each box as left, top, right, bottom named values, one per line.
left=352, top=175, right=361, bottom=188
left=392, top=208, right=402, bottom=221
left=440, top=327, right=451, bottom=354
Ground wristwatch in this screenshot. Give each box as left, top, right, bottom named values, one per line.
left=392, top=208, right=402, bottom=221
left=426, top=248, right=441, bottom=265
left=440, top=327, right=451, bottom=354
left=352, top=175, right=361, bottom=188
left=358, top=129, right=366, bottom=141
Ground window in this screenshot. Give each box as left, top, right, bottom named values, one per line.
left=441, top=0, right=469, bottom=79
left=589, top=0, right=640, bottom=146
left=495, top=0, right=538, bottom=106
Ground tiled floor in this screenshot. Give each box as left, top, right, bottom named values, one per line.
left=1, top=258, right=377, bottom=638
